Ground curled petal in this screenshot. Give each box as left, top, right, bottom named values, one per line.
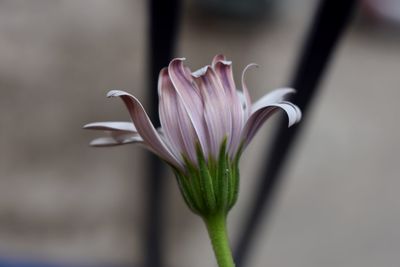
left=242, top=103, right=301, bottom=146
left=212, top=54, right=226, bottom=67
left=192, top=66, right=209, bottom=78
left=214, top=60, right=236, bottom=95
left=193, top=66, right=231, bottom=157
left=214, top=60, right=244, bottom=157
left=83, top=121, right=137, bottom=132
left=251, top=88, right=296, bottom=111
left=241, top=63, right=258, bottom=118
left=168, top=58, right=208, bottom=155
left=159, top=68, right=198, bottom=163
left=280, top=100, right=302, bottom=124
left=107, top=90, right=182, bottom=168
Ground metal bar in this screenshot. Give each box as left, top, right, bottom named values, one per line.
left=144, top=0, right=181, bottom=266
left=234, top=1, right=357, bottom=266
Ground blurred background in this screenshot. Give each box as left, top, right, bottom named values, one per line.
left=1, top=0, right=400, bottom=267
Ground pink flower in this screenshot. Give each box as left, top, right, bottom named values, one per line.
left=84, top=55, right=301, bottom=172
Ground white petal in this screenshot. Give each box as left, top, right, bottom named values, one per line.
left=89, top=134, right=142, bottom=147
left=191, top=66, right=209, bottom=78
left=251, top=88, right=296, bottom=112
left=241, top=63, right=257, bottom=119
left=83, top=121, right=137, bottom=132
left=281, top=101, right=302, bottom=123
left=242, top=102, right=301, bottom=146
left=110, top=131, right=142, bottom=142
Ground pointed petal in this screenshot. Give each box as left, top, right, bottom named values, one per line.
left=168, top=58, right=208, bottom=155
left=242, top=102, right=301, bottom=146
left=107, top=90, right=182, bottom=168
left=159, top=68, right=198, bottom=163
left=251, top=88, right=296, bottom=111
left=83, top=121, right=137, bottom=132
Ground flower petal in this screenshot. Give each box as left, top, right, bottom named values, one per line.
left=192, top=66, right=231, bottom=158
left=107, top=90, right=182, bottom=168
left=242, top=102, right=301, bottom=146
left=212, top=54, right=226, bottom=67
left=83, top=121, right=137, bottom=132
left=89, top=134, right=142, bottom=147
left=214, top=60, right=244, bottom=157
left=251, top=88, right=296, bottom=111
left=159, top=68, right=198, bottom=163
left=280, top=100, right=302, bottom=123
left=168, top=58, right=208, bottom=155
left=241, top=63, right=257, bottom=118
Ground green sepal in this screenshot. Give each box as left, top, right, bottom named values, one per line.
left=174, top=139, right=240, bottom=217
left=196, top=144, right=217, bottom=212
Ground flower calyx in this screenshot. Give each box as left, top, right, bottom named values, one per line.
left=173, top=139, right=240, bottom=217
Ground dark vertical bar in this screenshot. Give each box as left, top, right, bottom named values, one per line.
left=234, top=1, right=357, bottom=266
left=145, top=0, right=181, bottom=267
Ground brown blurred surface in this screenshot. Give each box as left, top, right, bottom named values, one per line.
left=1, top=1, right=400, bottom=267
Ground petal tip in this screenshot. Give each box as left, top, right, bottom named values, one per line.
left=107, top=90, right=124, bottom=98
left=191, top=65, right=211, bottom=78
left=107, top=90, right=134, bottom=99
left=247, top=63, right=259, bottom=69
left=82, top=123, right=92, bottom=129
left=169, top=57, right=186, bottom=65
left=168, top=58, right=187, bottom=74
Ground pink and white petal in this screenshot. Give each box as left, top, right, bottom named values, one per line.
left=214, top=60, right=244, bottom=157
left=176, top=97, right=202, bottom=163
left=159, top=68, right=198, bottom=163
left=168, top=58, right=208, bottom=155
left=158, top=68, right=183, bottom=157
left=242, top=103, right=300, bottom=146
left=83, top=121, right=137, bottom=132
left=107, top=90, right=182, bottom=168
left=251, top=88, right=296, bottom=111
left=213, top=60, right=236, bottom=95
left=193, top=66, right=231, bottom=157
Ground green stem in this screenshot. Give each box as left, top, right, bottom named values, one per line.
left=203, top=213, right=235, bottom=267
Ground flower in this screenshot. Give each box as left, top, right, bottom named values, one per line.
left=84, top=55, right=301, bottom=215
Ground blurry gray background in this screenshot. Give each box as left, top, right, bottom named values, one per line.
left=1, top=0, right=400, bottom=267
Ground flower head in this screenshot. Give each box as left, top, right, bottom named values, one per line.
left=84, top=55, right=301, bottom=215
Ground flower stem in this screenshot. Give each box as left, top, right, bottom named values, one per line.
left=203, top=213, right=235, bottom=267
